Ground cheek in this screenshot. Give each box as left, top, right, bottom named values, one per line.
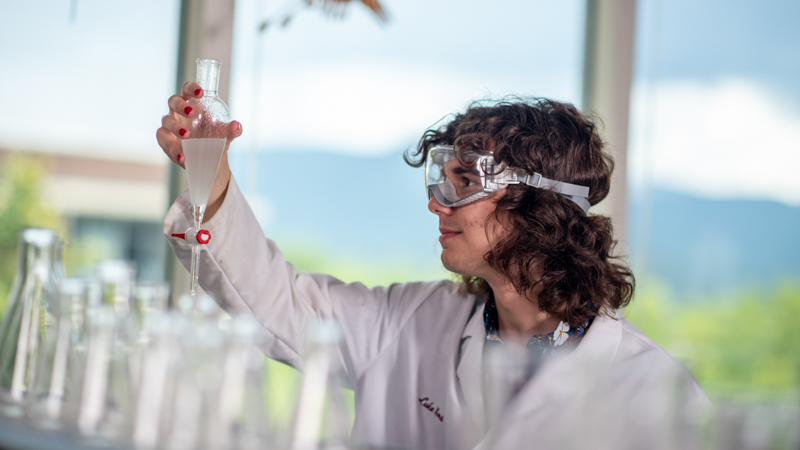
left=464, top=218, right=484, bottom=229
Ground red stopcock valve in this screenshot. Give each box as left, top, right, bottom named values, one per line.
left=171, top=228, right=211, bottom=245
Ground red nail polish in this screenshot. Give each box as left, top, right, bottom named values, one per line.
left=177, top=154, right=184, bottom=163
left=194, top=89, right=201, bottom=96
left=184, top=106, right=193, bottom=115
left=179, top=128, right=187, bottom=137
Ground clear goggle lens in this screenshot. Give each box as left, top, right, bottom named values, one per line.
left=425, top=146, right=493, bottom=207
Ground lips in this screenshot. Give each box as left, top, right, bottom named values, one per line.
left=439, top=227, right=461, bottom=241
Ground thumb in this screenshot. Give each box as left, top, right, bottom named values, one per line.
left=227, top=120, right=243, bottom=142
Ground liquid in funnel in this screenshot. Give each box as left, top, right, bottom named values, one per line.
left=184, top=138, right=226, bottom=208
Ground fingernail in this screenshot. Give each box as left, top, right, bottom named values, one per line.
left=184, top=106, right=193, bottom=115
left=177, top=154, right=184, bottom=163
left=179, top=128, right=187, bottom=137
left=194, top=89, right=201, bottom=96
left=235, top=122, right=240, bottom=132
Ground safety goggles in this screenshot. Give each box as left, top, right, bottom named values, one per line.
left=424, top=145, right=591, bottom=212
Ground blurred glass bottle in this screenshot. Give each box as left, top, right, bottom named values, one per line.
left=26, top=278, right=91, bottom=429
left=95, top=260, right=140, bottom=396
left=60, top=278, right=100, bottom=428
left=212, top=315, right=270, bottom=449
left=52, top=239, right=66, bottom=284
left=0, top=228, right=59, bottom=417
left=131, top=310, right=183, bottom=450
left=290, top=320, right=351, bottom=450
left=160, top=318, right=225, bottom=450
left=128, top=282, right=170, bottom=391
left=131, top=282, right=169, bottom=346
left=96, top=260, right=137, bottom=320
left=75, top=304, right=134, bottom=445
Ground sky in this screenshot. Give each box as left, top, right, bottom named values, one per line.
left=628, top=0, right=800, bottom=205
left=0, top=0, right=180, bottom=162
left=0, top=0, right=796, bottom=203
left=228, top=0, right=584, bottom=157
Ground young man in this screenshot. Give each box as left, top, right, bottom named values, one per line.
left=159, top=86, right=709, bottom=449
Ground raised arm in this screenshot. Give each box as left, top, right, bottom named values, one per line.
left=157, top=84, right=439, bottom=383
left=163, top=176, right=440, bottom=385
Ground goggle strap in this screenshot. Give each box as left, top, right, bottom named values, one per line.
left=520, top=173, right=589, bottom=197
left=520, top=173, right=591, bottom=212
left=560, top=194, right=591, bottom=213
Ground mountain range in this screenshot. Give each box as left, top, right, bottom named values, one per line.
left=232, top=150, right=800, bottom=298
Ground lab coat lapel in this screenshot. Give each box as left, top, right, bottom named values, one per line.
left=496, top=309, right=626, bottom=417
left=455, top=299, right=488, bottom=440
left=570, top=309, right=624, bottom=367
left=498, top=310, right=625, bottom=417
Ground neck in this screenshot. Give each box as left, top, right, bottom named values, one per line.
left=485, top=275, right=561, bottom=349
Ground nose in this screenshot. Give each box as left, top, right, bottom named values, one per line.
left=428, top=194, right=454, bottom=216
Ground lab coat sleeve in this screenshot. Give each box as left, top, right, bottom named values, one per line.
left=163, top=175, right=434, bottom=385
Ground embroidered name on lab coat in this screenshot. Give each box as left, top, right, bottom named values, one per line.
left=418, top=397, right=444, bottom=422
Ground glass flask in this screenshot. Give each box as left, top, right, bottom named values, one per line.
left=130, top=282, right=169, bottom=346
left=75, top=304, right=134, bottom=445
left=57, top=278, right=99, bottom=430
left=0, top=228, right=59, bottom=417
left=96, top=260, right=137, bottom=320
left=52, top=239, right=66, bottom=285
left=160, top=318, right=225, bottom=450
left=128, top=282, right=170, bottom=391
left=131, top=310, right=184, bottom=450
left=290, top=320, right=351, bottom=450
left=176, top=58, right=230, bottom=296
left=212, top=315, right=270, bottom=449
left=26, top=278, right=89, bottom=429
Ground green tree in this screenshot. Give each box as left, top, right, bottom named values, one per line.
left=0, top=153, right=61, bottom=312
left=625, top=281, right=800, bottom=398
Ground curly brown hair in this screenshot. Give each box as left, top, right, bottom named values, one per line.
left=405, top=98, right=634, bottom=326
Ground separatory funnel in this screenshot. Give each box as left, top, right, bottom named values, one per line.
left=172, top=58, right=231, bottom=295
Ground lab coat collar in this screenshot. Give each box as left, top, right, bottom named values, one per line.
left=456, top=297, right=489, bottom=439
left=455, top=304, right=625, bottom=448
left=569, top=309, right=623, bottom=367
left=472, top=311, right=630, bottom=450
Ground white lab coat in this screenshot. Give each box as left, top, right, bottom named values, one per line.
left=164, top=176, right=711, bottom=450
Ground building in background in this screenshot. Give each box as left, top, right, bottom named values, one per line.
left=0, top=149, right=168, bottom=281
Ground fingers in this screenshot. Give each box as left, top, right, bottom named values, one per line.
left=181, top=81, right=203, bottom=99
left=168, top=82, right=203, bottom=117
left=167, top=94, right=197, bottom=119
left=163, top=110, right=193, bottom=138
left=161, top=81, right=238, bottom=166
left=156, top=126, right=184, bottom=167
left=161, top=112, right=180, bottom=134
left=157, top=113, right=185, bottom=166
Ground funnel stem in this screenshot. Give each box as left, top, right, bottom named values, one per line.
left=190, top=244, right=199, bottom=296
left=190, top=205, right=206, bottom=296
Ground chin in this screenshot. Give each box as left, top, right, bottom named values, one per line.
left=440, top=256, right=470, bottom=277
left=440, top=255, right=458, bottom=274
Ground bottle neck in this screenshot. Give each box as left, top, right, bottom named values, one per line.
left=13, top=232, right=30, bottom=286
left=196, top=59, right=221, bottom=96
